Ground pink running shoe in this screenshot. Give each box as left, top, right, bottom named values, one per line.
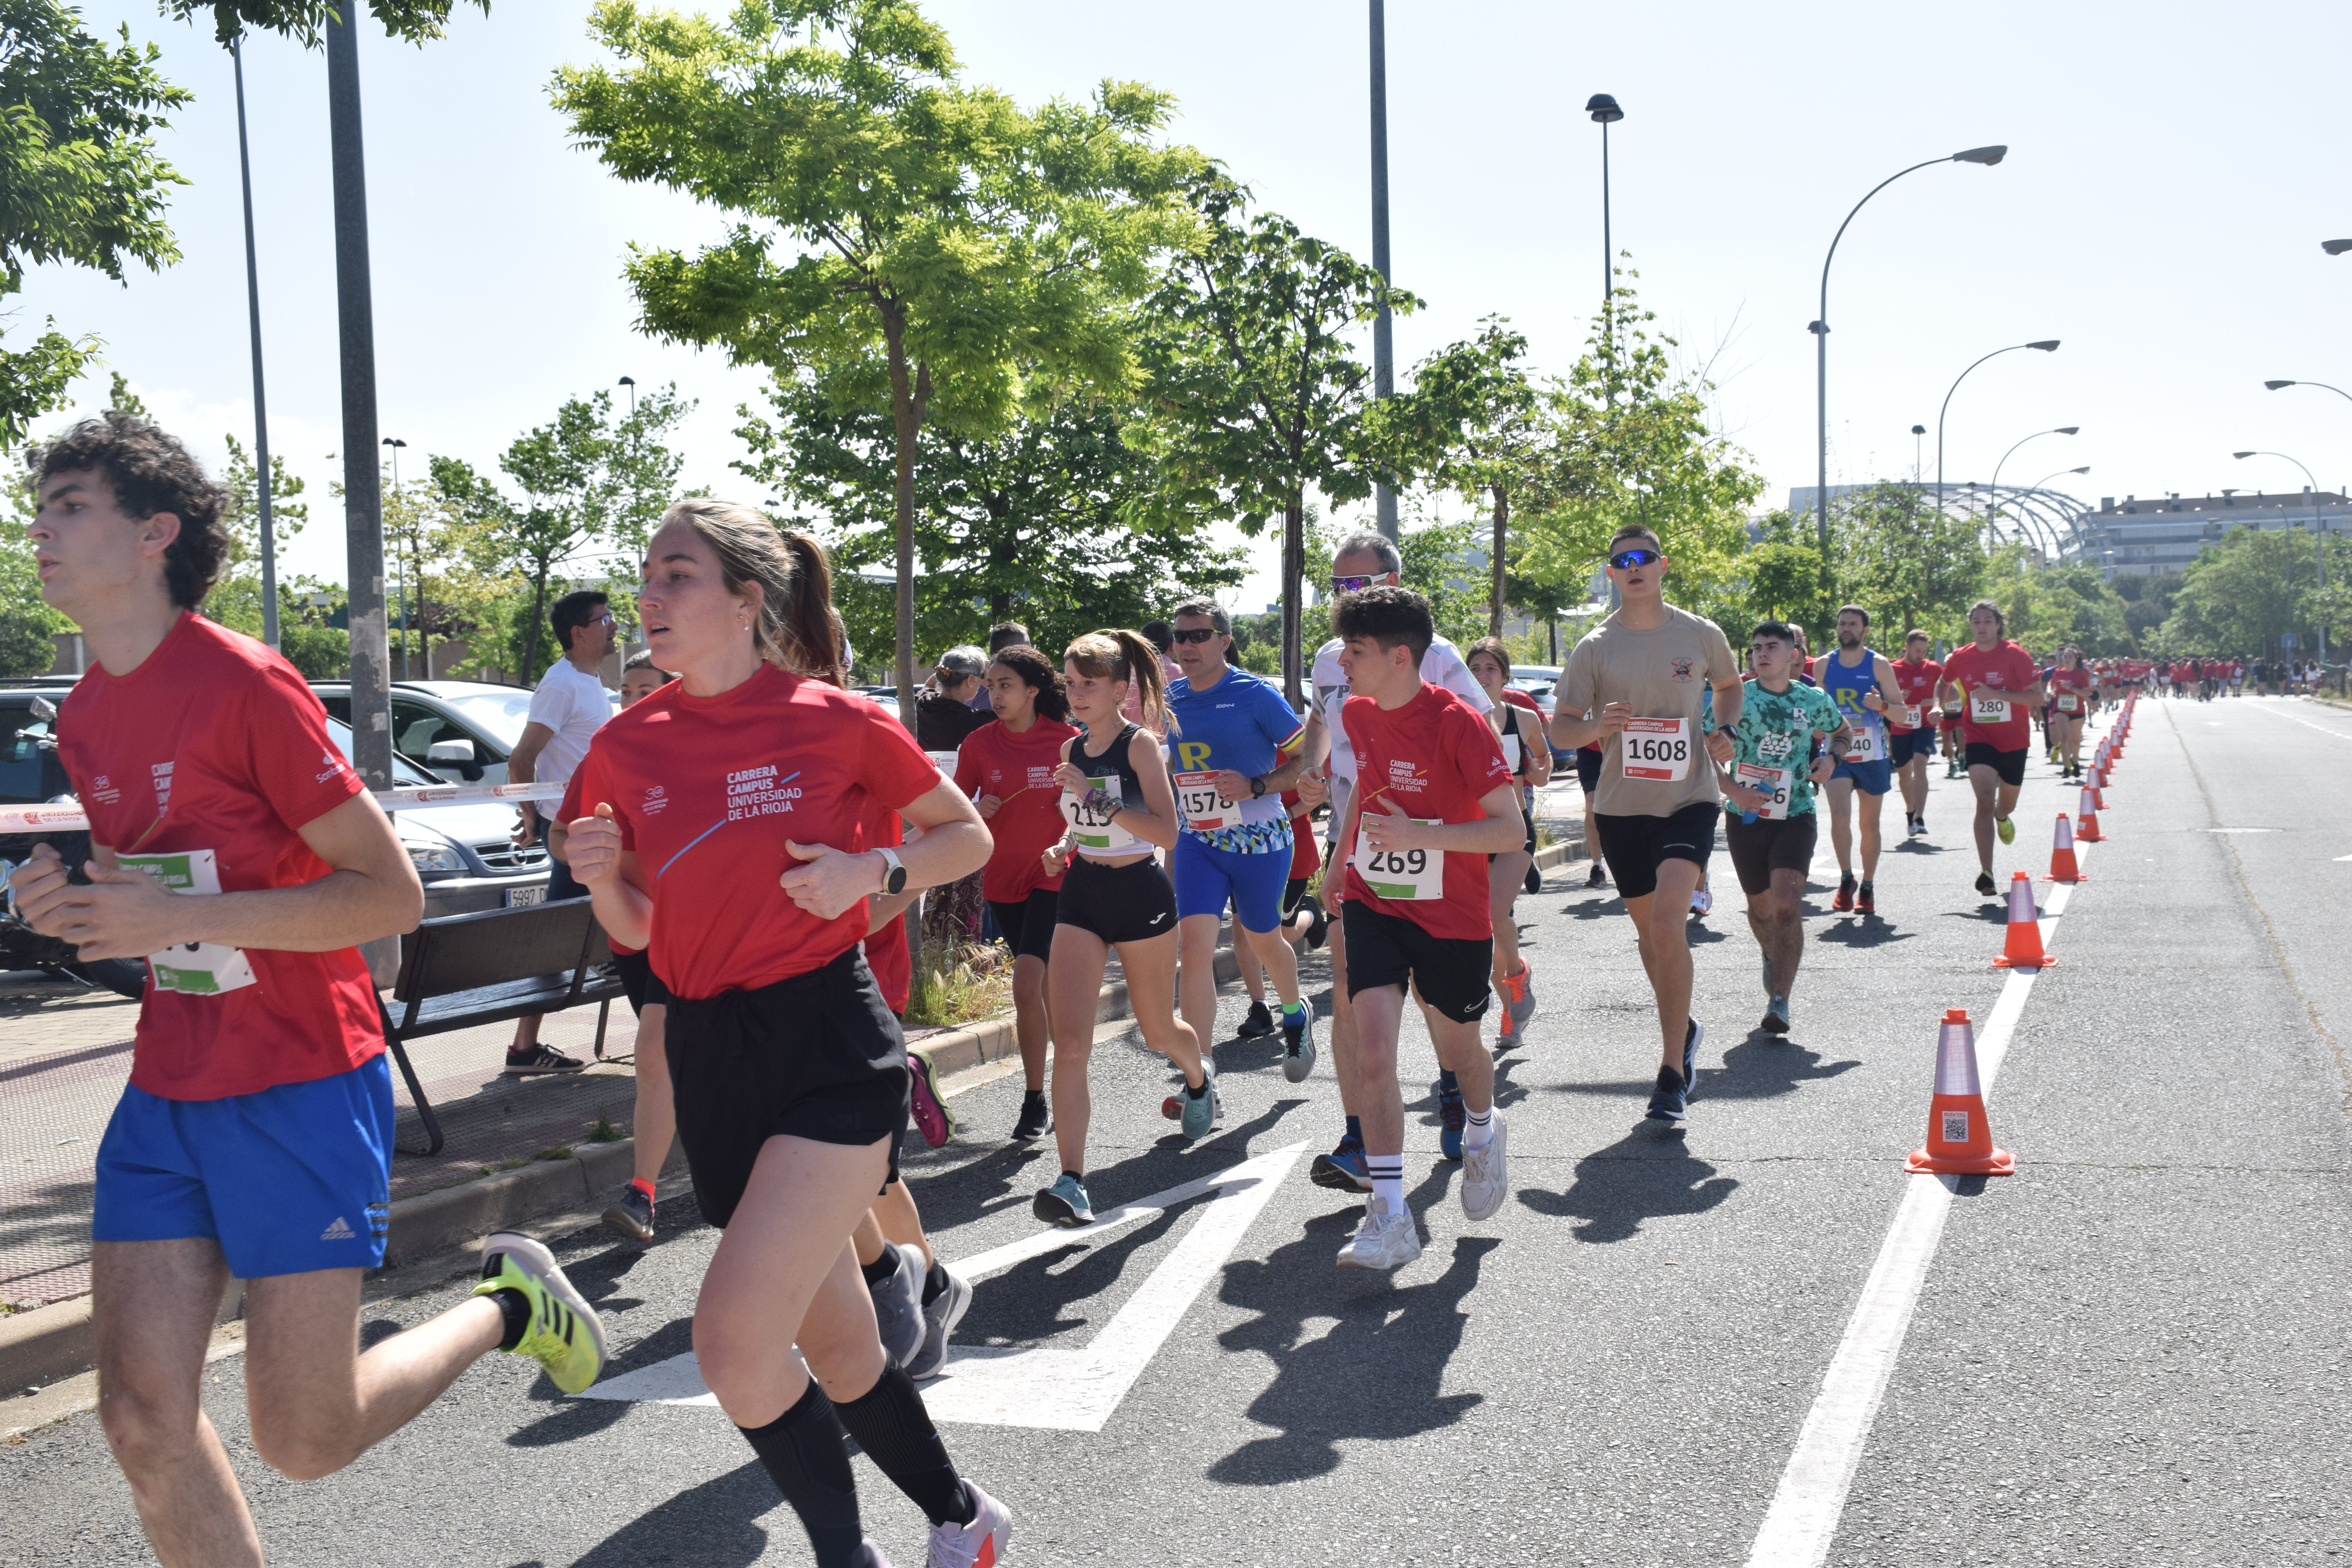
left=908, top=1051, right=956, bottom=1148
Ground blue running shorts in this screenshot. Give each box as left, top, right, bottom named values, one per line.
left=1172, top=830, right=1292, bottom=933
left=1829, top=756, right=1894, bottom=796
left=1886, top=728, right=1938, bottom=767
left=94, top=1053, right=395, bottom=1277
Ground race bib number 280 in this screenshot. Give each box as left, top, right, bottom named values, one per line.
left=1619, top=718, right=1692, bottom=782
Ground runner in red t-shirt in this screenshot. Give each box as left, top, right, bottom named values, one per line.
left=1330, top=588, right=1524, bottom=1271
left=560, top=501, right=1010, bottom=1563
left=11, top=417, right=607, bottom=1552
left=1888, top=630, right=1944, bottom=838
left=1937, top=599, right=2048, bottom=896
left=955, top=644, right=1080, bottom=1142
left=2047, top=645, right=2095, bottom=778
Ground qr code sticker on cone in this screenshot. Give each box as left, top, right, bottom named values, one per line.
left=1942, top=1110, right=1971, bottom=1143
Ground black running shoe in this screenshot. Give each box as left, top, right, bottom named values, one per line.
left=1974, top=870, right=1998, bottom=897
left=1236, top=999, right=1277, bottom=1039
left=1010, top=1091, right=1051, bottom=1143
left=1587, top=862, right=1609, bottom=888
left=1645, top=1065, right=1688, bottom=1123
left=1299, top=893, right=1329, bottom=950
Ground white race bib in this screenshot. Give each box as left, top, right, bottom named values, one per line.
left=115, top=849, right=258, bottom=996
left=1733, top=762, right=1793, bottom=820
left=1062, top=776, right=1142, bottom=854
left=1896, top=704, right=1922, bottom=730
left=1842, top=720, right=1886, bottom=762
left=1620, top=718, right=1693, bottom=782
left=1501, top=733, right=1522, bottom=774
left=1353, top=817, right=1443, bottom=900
left=1172, top=771, right=1231, bottom=833
left=2056, top=693, right=2080, bottom=713
left=1970, top=694, right=2013, bottom=724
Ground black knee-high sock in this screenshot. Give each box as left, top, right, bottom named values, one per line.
left=739, top=1380, right=866, bottom=1567
left=832, top=1357, right=976, bottom=1527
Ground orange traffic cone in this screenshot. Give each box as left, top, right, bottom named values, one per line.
left=2075, top=786, right=2105, bottom=843
left=2045, top=812, right=2086, bottom=883
left=1907, top=1008, right=2016, bottom=1176
left=1991, top=871, right=2056, bottom=968
left=2085, top=764, right=2106, bottom=811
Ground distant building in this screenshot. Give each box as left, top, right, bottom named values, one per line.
left=2075, top=490, right=2352, bottom=577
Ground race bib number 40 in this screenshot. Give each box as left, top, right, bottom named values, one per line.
left=1619, top=718, right=1693, bottom=782
left=1172, top=771, right=1231, bottom=833
left=1843, top=721, right=1886, bottom=763
left=1733, top=762, right=1793, bottom=820
left=1354, top=818, right=1443, bottom=900
left=114, top=849, right=258, bottom=996
left=1063, top=777, right=1142, bottom=853
left=1970, top=694, right=2013, bottom=724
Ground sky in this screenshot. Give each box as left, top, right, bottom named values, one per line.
left=19, top=0, right=2352, bottom=615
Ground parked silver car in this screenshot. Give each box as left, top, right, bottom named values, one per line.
left=320, top=718, right=552, bottom=919
left=311, top=679, right=543, bottom=788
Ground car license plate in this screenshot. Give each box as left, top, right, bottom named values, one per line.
left=506, top=885, right=547, bottom=907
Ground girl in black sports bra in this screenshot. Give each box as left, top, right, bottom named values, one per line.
left=1032, top=630, right=1212, bottom=1228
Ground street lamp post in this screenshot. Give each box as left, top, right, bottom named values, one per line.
left=230, top=37, right=278, bottom=652
left=2323, top=240, right=2352, bottom=256
left=1986, top=425, right=2080, bottom=543
left=619, top=374, right=636, bottom=417
left=1367, top=0, right=1397, bottom=543
left=382, top=437, right=408, bottom=679
left=1811, top=145, right=2007, bottom=559
left=1585, top=95, right=1623, bottom=311
left=327, top=11, right=390, bottom=788
left=1911, top=423, right=1926, bottom=480
left=2265, top=377, right=2352, bottom=410
left=2233, top=449, right=2327, bottom=664
left=1935, top=339, right=2060, bottom=520
left=2015, top=465, right=2091, bottom=561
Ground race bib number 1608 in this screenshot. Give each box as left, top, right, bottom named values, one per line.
left=1620, top=718, right=1693, bottom=782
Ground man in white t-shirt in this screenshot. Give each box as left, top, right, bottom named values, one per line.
left=1297, top=530, right=1491, bottom=1192
left=505, top=589, right=614, bottom=1072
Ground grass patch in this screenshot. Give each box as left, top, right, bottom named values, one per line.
left=905, top=939, right=1014, bottom=1030
left=532, top=1145, right=574, bottom=1163
left=584, top=1107, right=624, bottom=1144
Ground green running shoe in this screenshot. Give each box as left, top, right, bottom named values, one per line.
left=1033, top=1172, right=1093, bottom=1227
left=474, top=1232, right=605, bottom=1395
left=1996, top=815, right=2016, bottom=846
left=1180, top=1064, right=1217, bottom=1139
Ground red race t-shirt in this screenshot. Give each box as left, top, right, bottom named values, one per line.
left=58, top=613, right=382, bottom=1100
left=2047, top=665, right=2092, bottom=716
left=1285, top=788, right=1321, bottom=879
left=562, top=664, right=940, bottom=1001
left=1888, top=658, right=1943, bottom=731
left=1339, top=684, right=1512, bottom=941
left=953, top=716, right=1079, bottom=902
left=1943, top=640, right=2042, bottom=753
left=862, top=809, right=911, bottom=1015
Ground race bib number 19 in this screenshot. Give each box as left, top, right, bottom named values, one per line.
left=1354, top=818, right=1443, bottom=900
left=1619, top=718, right=1693, bottom=782
left=1172, top=771, right=1230, bottom=833
left=114, top=849, right=258, bottom=996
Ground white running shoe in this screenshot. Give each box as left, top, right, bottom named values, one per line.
left=1459, top=1113, right=1509, bottom=1222
left=1689, top=887, right=1713, bottom=916
left=926, top=1481, right=1012, bottom=1568
left=1337, top=1198, right=1423, bottom=1270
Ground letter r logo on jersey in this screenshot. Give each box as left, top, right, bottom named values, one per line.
left=1176, top=741, right=1212, bottom=771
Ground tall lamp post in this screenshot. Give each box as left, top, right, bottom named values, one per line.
left=1911, top=423, right=1926, bottom=479
left=2018, top=464, right=2091, bottom=560
left=2323, top=240, right=2352, bottom=256
left=1986, top=425, right=2080, bottom=542
left=2234, top=449, right=2328, bottom=664
left=327, top=12, right=390, bottom=787
left=382, top=436, right=408, bottom=678
left=2265, top=377, right=2352, bottom=410
left=1367, top=0, right=1397, bottom=543
left=1936, top=339, right=2060, bottom=519
left=1811, top=145, right=2008, bottom=557
left=619, top=374, right=636, bottom=416
left=230, top=38, right=278, bottom=652
left=1586, top=94, right=1623, bottom=310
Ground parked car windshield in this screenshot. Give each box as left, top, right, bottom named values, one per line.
left=434, top=688, right=535, bottom=749
left=324, top=718, right=439, bottom=788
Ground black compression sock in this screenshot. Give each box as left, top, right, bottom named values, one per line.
left=490, top=1288, right=531, bottom=1352
left=832, top=1359, right=976, bottom=1528
left=739, top=1381, right=866, bottom=1568
left=858, top=1250, right=898, bottom=1288
left=922, top=1258, right=949, bottom=1308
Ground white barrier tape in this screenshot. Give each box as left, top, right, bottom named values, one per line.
left=0, top=780, right=569, bottom=835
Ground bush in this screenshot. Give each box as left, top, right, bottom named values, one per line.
left=276, top=624, right=350, bottom=679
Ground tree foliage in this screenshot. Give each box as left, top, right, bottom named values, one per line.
left=160, top=0, right=485, bottom=46
left=555, top=0, right=1204, bottom=711
left=1129, top=176, right=1411, bottom=700
left=2158, top=524, right=2352, bottom=656
left=1824, top=481, right=1987, bottom=642
left=0, top=0, right=189, bottom=443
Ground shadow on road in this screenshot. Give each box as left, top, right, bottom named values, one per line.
left=566, top=1459, right=780, bottom=1567
left=1515, top=1123, right=1738, bottom=1242
left=1811, top=916, right=1918, bottom=949
left=1208, top=1194, right=1499, bottom=1485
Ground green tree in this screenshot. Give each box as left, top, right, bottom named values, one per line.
left=0, top=0, right=189, bottom=443
left=1826, top=481, right=1988, bottom=641
left=1130, top=177, right=1413, bottom=701
left=2111, top=569, right=2180, bottom=649
left=434, top=387, right=688, bottom=682
left=555, top=0, right=1203, bottom=714
left=737, top=376, right=1241, bottom=664
left=0, top=474, right=66, bottom=674
left=1501, top=567, right=1588, bottom=666
left=200, top=430, right=309, bottom=632
left=1371, top=316, right=1541, bottom=637
left=1981, top=550, right=2130, bottom=654
left=2160, top=524, right=2351, bottom=657
left=163, top=0, right=484, bottom=45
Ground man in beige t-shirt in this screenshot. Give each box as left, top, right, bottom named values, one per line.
left=1550, top=525, right=1743, bottom=1125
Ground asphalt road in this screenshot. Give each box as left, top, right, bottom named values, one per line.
left=9, top=695, right=2350, bottom=1567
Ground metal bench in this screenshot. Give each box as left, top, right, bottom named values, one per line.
left=377, top=899, right=626, bottom=1156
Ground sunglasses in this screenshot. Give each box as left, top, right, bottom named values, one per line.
left=1330, top=574, right=1380, bottom=594
left=1171, top=626, right=1222, bottom=644
left=1607, top=548, right=1662, bottom=570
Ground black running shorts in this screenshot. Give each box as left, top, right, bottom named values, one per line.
left=664, top=947, right=909, bottom=1230
left=1575, top=747, right=1602, bottom=795
left=1724, top=812, right=1818, bottom=897
left=1593, top=801, right=1720, bottom=902
left=1341, top=901, right=1492, bottom=1024
left=987, top=887, right=1060, bottom=966
left=1964, top=741, right=2027, bottom=788
left=1054, top=853, right=1179, bottom=946
left=610, top=949, right=668, bottom=1017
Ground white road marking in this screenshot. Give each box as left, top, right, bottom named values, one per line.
left=579, top=1143, right=1309, bottom=1431
left=2243, top=704, right=2352, bottom=740
left=1744, top=849, right=2084, bottom=1568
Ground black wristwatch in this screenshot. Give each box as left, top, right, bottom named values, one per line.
left=875, top=847, right=907, bottom=895
left=1250, top=774, right=1268, bottom=799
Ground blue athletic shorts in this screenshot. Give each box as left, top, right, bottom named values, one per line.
left=1172, top=830, right=1291, bottom=932
left=94, top=1053, right=395, bottom=1278
left=1887, top=728, right=1937, bottom=767
left=1830, top=756, right=1894, bottom=796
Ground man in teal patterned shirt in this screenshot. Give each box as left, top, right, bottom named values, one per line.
left=1718, top=621, right=1848, bottom=1036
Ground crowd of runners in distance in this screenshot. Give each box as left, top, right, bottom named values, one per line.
left=0, top=407, right=2266, bottom=1568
